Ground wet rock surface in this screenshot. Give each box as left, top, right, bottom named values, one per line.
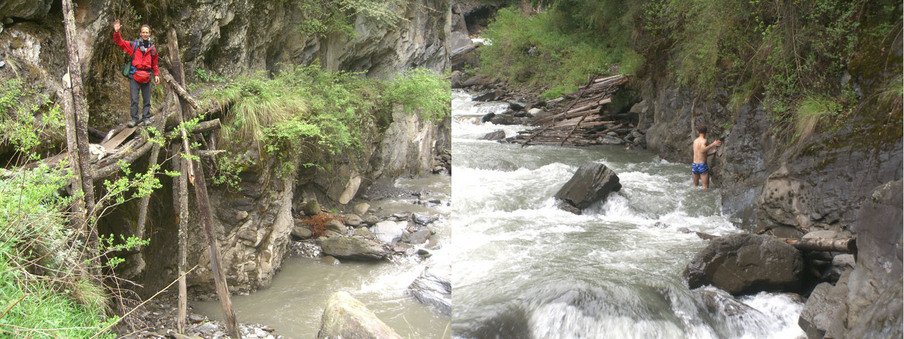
left=407, top=265, right=452, bottom=315
left=684, top=234, right=803, bottom=295
left=554, top=162, right=622, bottom=214
left=316, top=292, right=403, bottom=339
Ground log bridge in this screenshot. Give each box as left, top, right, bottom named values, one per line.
left=516, top=74, right=630, bottom=147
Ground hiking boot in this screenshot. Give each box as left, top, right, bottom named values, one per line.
left=127, top=120, right=138, bottom=128
left=138, top=119, right=150, bottom=127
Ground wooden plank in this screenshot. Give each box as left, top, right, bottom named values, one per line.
left=99, top=127, right=137, bottom=151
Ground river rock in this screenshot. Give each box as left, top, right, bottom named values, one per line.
left=412, top=213, right=439, bottom=225
left=489, top=114, right=521, bottom=125
left=353, top=203, right=370, bottom=216
left=481, top=130, right=506, bottom=140
left=474, top=90, right=502, bottom=102
left=326, top=220, right=347, bottom=234
left=362, top=214, right=381, bottom=226
left=481, top=112, right=496, bottom=123
left=694, top=287, right=762, bottom=317
left=344, top=214, right=363, bottom=227
left=372, top=221, right=406, bottom=245
left=402, top=229, right=432, bottom=245
left=321, top=256, right=341, bottom=266
left=354, top=227, right=373, bottom=237
left=303, top=200, right=321, bottom=216
left=554, top=162, right=622, bottom=214
left=407, top=265, right=451, bottom=315
left=291, top=225, right=313, bottom=239
left=798, top=271, right=851, bottom=339
left=317, top=291, right=402, bottom=339
left=683, top=233, right=803, bottom=295
left=318, top=236, right=389, bottom=260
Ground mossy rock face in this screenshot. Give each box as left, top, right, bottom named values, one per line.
left=0, top=0, right=53, bottom=22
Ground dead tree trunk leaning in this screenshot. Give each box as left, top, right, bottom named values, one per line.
left=58, top=86, right=85, bottom=216
left=136, top=91, right=173, bottom=245
left=167, top=28, right=241, bottom=339
left=169, top=140, right=190, bottom=334
left=61, top=0, right=97, bottom=253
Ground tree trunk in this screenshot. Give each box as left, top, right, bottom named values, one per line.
left=61, top=0, right=97, bottom=254
left=784, top=238, right=856, bottom=253
left=58, top=87, right=84, bottom=215
left=168, top=28, right=240, bottom=338
left=136, top=92, right=172, bottom=245
left=170, top=141, right=190, bottom=334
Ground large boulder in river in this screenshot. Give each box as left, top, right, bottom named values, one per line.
left=843, top=180, right=903, bottom=338
left=684, top=234, right=803, bottom=295
left=554, top=162, right=622, bottom=214
left=798, top=271, right=852, bottom=339
left=407, top=265, right=451, bottom=315
left=317, top=291, right=402, bottom=339
left=319, top=236, right=389, bottom=261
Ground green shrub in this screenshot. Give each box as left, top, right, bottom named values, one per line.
left=386, top=68, right=451, bottom=122
left=0, top=79, right=65, bottom=157
left=478, top=7, right=636, bottom=97
left=0, top=165, right=116, bottom=338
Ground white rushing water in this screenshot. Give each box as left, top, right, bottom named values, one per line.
left=450, top=90, right=806, bottom=339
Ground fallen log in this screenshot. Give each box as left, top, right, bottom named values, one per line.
left=784, top=238, right=856, bottom=253
left=162, top=73, right=200, bottom=111
left=685, top=229, right=857, bottom=254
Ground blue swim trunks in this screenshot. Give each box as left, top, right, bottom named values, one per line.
left=692, top=162, right=709, bottom=175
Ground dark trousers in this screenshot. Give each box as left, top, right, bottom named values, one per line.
left=129, top=76, right=151, bottom=122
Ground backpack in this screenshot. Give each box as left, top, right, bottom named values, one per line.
left=120, top=41, right=139, bottom=78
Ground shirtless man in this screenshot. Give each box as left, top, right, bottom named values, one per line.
left=692, top=124, right=722, bottom=189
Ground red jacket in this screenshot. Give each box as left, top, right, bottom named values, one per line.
left=113, top=31, right=159, bottom=76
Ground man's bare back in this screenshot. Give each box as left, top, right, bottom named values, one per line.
left=691, top=125, right=721, bottom=189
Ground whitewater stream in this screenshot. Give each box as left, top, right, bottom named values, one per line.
left=450, top=90, right=806, bottom=339
left=194, top=176, right=452, bottom=338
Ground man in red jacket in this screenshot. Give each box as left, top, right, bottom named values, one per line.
left=113, top=19, right=159, bottom=127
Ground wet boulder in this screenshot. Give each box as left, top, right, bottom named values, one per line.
left=318, top=236, right=389, bottom=261
left=474, top=90, right=503, bottom=102
left=407, top=265, right=451, bottom=315
left=481, top=130, right=506, bottom=140
left=372, top=221, right=406, bottom=245
left=317, top=291, right=402, bottom=339
left=402, top=228, right=432, bottom=245
left=554, top=162, right=622, bottom=215
left=684, top=234, right=803, bottom=295
left=798, top=271, right=852, bottom=339
left=841, top=180, right=903, bottom=338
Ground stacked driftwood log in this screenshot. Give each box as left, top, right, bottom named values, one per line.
left=513, top=74, right=637, bottom=147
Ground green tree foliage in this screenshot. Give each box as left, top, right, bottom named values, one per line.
left=479, top=7, right=642, bottom=99
left=285, top=0, right=407, bottom=39
left=386, top=68, right=451, bottom=122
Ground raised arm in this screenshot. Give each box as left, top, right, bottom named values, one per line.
left=112, top=19, right=132, bottom=54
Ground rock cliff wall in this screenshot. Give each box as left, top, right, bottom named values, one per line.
left=635, top=75, right=902, bottom=235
